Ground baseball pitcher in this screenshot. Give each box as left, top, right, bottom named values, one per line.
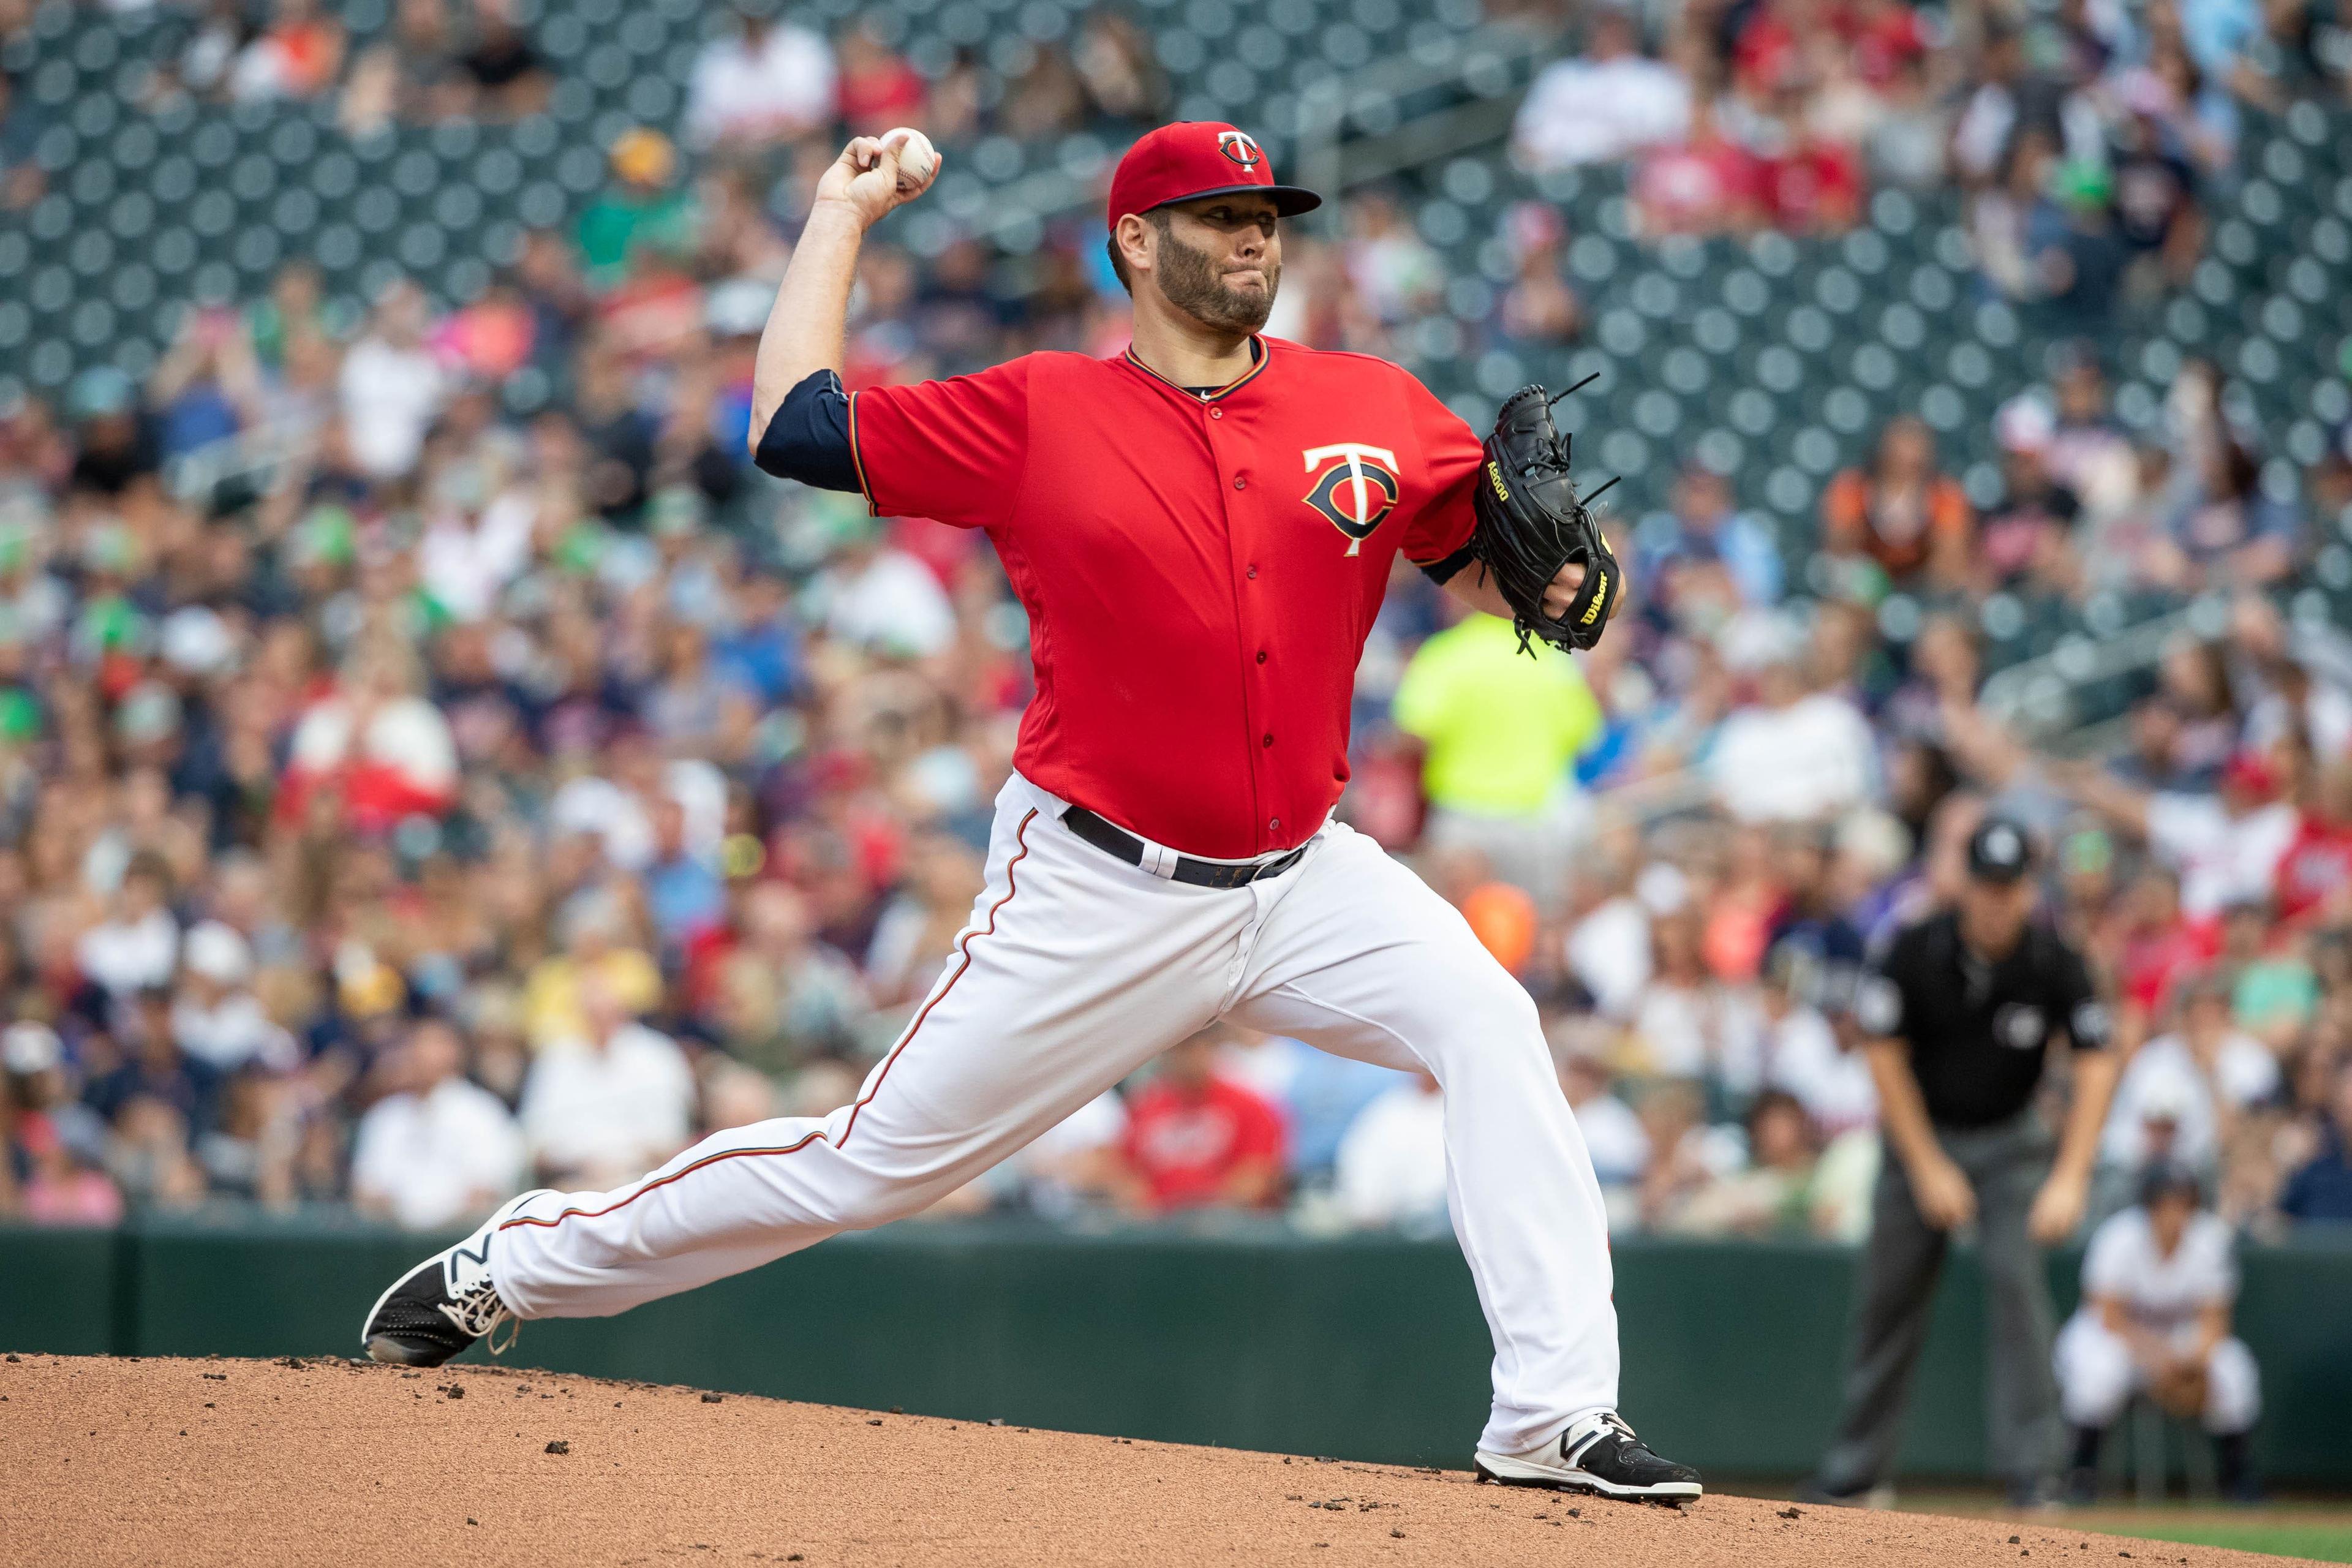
left=360, top=120, right=1697, bottom=1503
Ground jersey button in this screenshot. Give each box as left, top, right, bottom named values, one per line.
left=1256, top=650, right=1267, bottom=664
left=1269, top=818, right=1281, bottom=832
left=1246, top=566, right=1257, bottom=579
left=1210, top=407, right=1223, bottom=420
left=1262, top=733, right=1274, bottom=747
left=1233, top=475, right=1247, bottom=490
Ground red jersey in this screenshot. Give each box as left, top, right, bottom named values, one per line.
left=1121, top=1075, right=1287, bottom=1211
left=2275, top=815, right=2352, bottom=925
left=849, top=336, right=1481, bottom=858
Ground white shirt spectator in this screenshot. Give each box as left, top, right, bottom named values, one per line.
left=1765, top=1005, right=1880, bottom=1135
left=520, top=1022, right=696, bottom=1186
left=1708, top=691, right=1876, bottom=822
left=1565, top=894, right=1653, bottom=1019
left=815, top=547, right=957, bottom=658
left=351, top=1076, right=526, bottom=1231
left=684, top=20, right=835, bottom=148
left=1568, top=1089, right=1649, bottom=1187
left=1333, top=1079, right=1450, bottom=1226
left=338, top=334, right=447, bottom=478
left=173, top=990, right=297, bottom=1073
left=1512, top=50, right=1691, bottom=168
left=77, top=908, right=179, bottom=997
left=2099, top=1028, right=2280, bottom=1171
left=2143, top=794, right=2298, bottom=919
left=419, top=492, right=537, bottom=622
left=1632, top=982, right=1763, bottom=1082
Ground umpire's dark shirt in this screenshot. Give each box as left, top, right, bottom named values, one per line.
left=1855, top=911, right=2109, bottom=1130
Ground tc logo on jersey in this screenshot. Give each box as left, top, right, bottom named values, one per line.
left=1217, top=130, right=1264, bottom=168
left=1301, top=444, right=1400, bottom=556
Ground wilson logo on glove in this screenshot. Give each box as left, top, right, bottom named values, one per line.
left=1469, top=377, right=1623, bottom=655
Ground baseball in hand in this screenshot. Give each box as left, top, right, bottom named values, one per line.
left=878, top=127, right=939, bottom=195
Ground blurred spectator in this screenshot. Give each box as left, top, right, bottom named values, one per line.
left=1822, top=417, right=1972, bottom=590
left=1634, top=462, right=1784, bottom=627
left=2277, top=1058, right=2352, bottom=1223
left=518, top=975, right=695, bottom=1189
left=232, top=0, right=346, bottom=102
left=0, top=67, right=42, bottom=211
left=76, top=851, right=181, bottom=1000
left=576, top=130, right=698, bottom=290
left=1669, top=1088, right=1825, bottom=1236
left=351, top=1019, right=526, bottom=1229
left=1706, top=644, right=1875, bottom=824
left=1111, top=1031, right=1286, bottom=1215
left=338, top=281, right=447, bottom=480
left=2056, top=1164, right=2261, bottom=1502
left=1512, top=6, right=1691, bottom=169
left=684, top=6, right=835, bottom=151
left=1333, top=1070, right=1447, bottom=1227
left=2097, top=973, right=2279, bottom=1191
left=2056, top=749, right=2298, bottom=921
left=1392, top=608, right=1602, bottom=907
left=17, top=1114, right=125, bottom=1225
left=455, top=0, right=550, bottom=118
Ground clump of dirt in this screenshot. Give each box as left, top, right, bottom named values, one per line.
left=0, top=1357, right=2317, bottom=1567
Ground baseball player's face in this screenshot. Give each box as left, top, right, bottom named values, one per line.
left=1152, top=194, right=1283, bottom=334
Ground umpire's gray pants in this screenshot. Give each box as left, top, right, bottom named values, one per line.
left=1815, top=1111, right=2061, bottom=1493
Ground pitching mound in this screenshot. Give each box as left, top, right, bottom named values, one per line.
left=0, top=1355, right=2317, bottom=1567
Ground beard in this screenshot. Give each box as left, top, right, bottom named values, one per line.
left=1155, top=223, right=1279, bottom=334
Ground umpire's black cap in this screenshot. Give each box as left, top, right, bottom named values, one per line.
left=1965, top=816, right=2035, bottom=884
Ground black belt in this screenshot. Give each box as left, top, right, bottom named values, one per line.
left=1060, top=807, right=1308, bottom=889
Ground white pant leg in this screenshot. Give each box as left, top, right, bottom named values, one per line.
left=2203, top=1336, right=2261, bottom=1434
left=2054, top=1311, right=2140, bottom=1428
left=492, top=780, right=1245, bottom=1317
left=1223, top=822, right=1618, bottom=1456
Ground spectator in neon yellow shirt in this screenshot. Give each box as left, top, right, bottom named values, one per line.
left=1392, top=609, right=1605, bottom=910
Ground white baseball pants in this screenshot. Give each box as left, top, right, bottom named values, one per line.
left=489, top=771, right=1619, bottom=1455
left=2053, top=1311, right=2261, bottom=1433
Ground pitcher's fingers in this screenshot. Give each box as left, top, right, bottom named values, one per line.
left=845, top=136, right=884, bottom=170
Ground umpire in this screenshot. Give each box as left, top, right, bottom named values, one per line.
left=1807, top=817, right=2120, bottom=1507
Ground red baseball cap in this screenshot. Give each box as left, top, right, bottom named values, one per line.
left=1106, top=122, right=1321, bottom=228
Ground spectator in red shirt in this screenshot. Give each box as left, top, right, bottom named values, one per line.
left=2277, top=761, right=2352, bottom=929
left=1114, top=1031, right=1287, bottom=1214
left=1634, top=102, right=1764, bottom=236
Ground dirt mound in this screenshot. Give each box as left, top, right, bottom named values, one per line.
left=0, top=1355, right=2316, bottom=1567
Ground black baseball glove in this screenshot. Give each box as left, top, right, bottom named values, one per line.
left=1469, top=381, right=1623, bottom=655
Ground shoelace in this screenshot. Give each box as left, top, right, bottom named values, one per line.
left=441, top=1279, right=521, bottom=1357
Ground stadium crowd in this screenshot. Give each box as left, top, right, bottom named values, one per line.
left=2, top=0, right=2352, bottom=1253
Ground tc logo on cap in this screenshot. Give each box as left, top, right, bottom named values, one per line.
left=1218, top=130, right=1264, bottom=168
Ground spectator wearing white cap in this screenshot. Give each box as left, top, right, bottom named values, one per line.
left=2098, top=973, right=2279, bottom=1182
left=172, top=920, right=296, bottom=1074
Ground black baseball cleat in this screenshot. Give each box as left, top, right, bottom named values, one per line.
left=360, top=1189, right=550, bottom=1367
left=1474, top=1412, right=1703, bottom=1504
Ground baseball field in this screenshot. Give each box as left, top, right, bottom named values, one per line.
left=0, top=1354, right=2335, bottom=1568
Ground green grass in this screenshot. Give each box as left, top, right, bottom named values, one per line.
left=1888, top=1491, right=2352, bottom=1564
left=2076, top=1519, right=2352, bottom=1563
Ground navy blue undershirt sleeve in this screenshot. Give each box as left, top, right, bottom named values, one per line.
left=1419, top=542, right=1477, bottom=584
left=752, top=369, right=861, bottom=492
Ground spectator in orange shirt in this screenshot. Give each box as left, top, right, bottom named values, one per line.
left=1822, top=416, right=1973, bottom=588
left=1113, top=1031, right=1288, bottom=1214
